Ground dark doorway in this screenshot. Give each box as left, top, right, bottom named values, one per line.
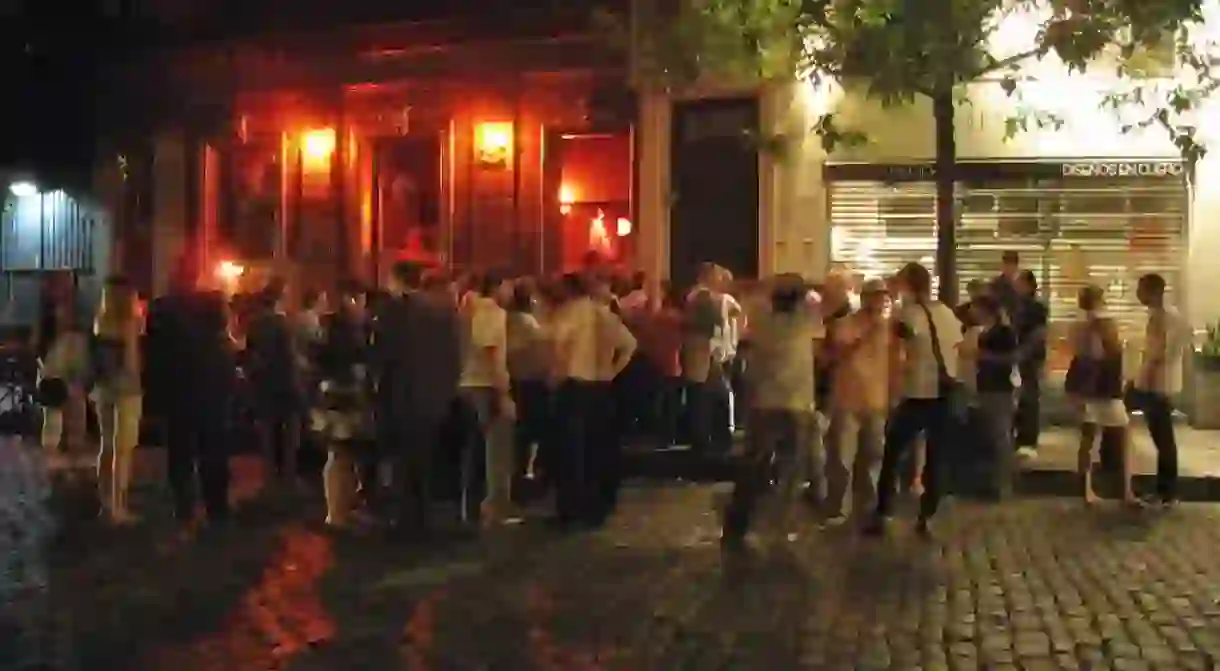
left=373, top=134, right=443, bottom=278
left=670, top=98, right=759, bottom=289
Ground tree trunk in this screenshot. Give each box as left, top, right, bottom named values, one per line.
left=932, top=88, right=957, bottom=306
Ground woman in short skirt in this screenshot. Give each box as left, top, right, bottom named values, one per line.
left=313, top=284, right=374, bottom=527
left=1067, top=286, right=1138, bottom=506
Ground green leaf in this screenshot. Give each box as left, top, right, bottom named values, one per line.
left=620, top=0, right=1215, bottom=165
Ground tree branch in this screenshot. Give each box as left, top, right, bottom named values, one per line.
left=970, top=47, right=1045, bottom=79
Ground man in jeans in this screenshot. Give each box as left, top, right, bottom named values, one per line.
left=1131, top=273, right=1187, bottom=506
left=722, top=274, right=823, bottom=549
left=865, top=263, right=962, bottom=539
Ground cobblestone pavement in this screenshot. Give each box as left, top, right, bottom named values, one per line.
left=4, top=442, right=1220, bottom=669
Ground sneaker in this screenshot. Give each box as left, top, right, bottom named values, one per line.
left=1016, top=446, right=1038, bottom=462
left=822, top=514, right=848, bottom=528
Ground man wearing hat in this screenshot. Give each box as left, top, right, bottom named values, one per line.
left=824, top=278, right=891, bottom=526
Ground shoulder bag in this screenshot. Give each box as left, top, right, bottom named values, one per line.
left=918, top=302, right=967, bottom=420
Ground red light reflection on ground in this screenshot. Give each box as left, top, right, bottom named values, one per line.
left=143, top=526, right=335, bottom=670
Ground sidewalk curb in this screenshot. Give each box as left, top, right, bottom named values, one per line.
left=622, top=452, right=1220, bottom=502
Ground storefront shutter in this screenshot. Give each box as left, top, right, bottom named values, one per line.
left=957, top=179, right=1187, bottom=377
left=828, top=173, right=1188, bottom=380
left=827, top=180, right=940, bottom=292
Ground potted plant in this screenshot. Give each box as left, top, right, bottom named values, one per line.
left=1192, top=321, right=1220, bottom=428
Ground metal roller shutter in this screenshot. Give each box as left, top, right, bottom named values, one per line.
left=827, top=180, right=941, bottom=292
left=829, top=175, right=1188, bottom=380
left=958, top=178, right=1187, bottom=378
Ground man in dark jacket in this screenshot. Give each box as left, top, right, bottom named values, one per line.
left=146, top=261, right=236, bottom=524
left=372, top=261, right=462, bottom=535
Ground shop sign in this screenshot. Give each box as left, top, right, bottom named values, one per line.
left=1061, top=161, right=1183, bottom=178
left=826, top=160, right=1185, bottom=182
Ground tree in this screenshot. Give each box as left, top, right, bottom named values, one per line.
left=618, top=0, right=1217, bottom=303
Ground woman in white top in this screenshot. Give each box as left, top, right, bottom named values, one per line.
left=92, top=276, right=144, bottom=523
left=1065, top=286, right=1137, bottom=506
left=39, top=299, right=90, bottom=459
left=459, top=271, right=517, bottom=526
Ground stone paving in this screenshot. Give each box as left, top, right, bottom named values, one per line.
left=4, top=441, right=1220, bottom=669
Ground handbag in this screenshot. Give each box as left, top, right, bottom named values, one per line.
left=918, top=302, right=967, bottom=420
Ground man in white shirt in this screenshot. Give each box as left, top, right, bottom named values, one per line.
left=723, top=273, right=822, bottom=548
left=712, top=267, right=745, bottom=434
left=458, top=270, right=516, bottom=526
left=550, top=273, right=636, bottom=528
left=1132, top=273, right=1187, bottom=505
left=683, top=263, right=731, bottom=454
left=865, top=262, right=962, bottom=539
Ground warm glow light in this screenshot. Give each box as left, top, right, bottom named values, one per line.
left=475, top=122, right=513, bottom=168
left=589, top=209, right=612, bottom=254
left=559, top=184, right=575, bottom=214
left=302, top=128, right=336, bottom=162
left=616, top=217, right=632, bottom=236
left=9, top=182, right=37, bottom=198
left=215, top=260, right=245, bottom=282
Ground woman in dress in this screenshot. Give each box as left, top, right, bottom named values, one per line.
left=92, top=275, right=144, bottom=523
left=39, top=297, right=89, bottom=460
left=1067, top=285, right=1138, bottom=505
left=315, top=282, right=372, bottom=527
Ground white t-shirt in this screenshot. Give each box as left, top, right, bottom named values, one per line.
left=1138, top=306, right=1189, bottom=395
left=896, top=301, right=962, bottom=400
left=713, top=293, right=742, bottom=362
left=747, top=308, right=824, bottom=412
left=551, top=297, right=604, bottom=382
left=460, top=295, right=508, bottom=389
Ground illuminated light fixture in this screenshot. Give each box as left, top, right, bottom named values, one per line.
left=475, top=122, right=513, bottom=169
left=559, top=184, right=575, bottom=214
left=616, top=217, right=632, bottom=236
left=215, top=259, right=245, bottom=282
left=9, top=181, right=38, bottom=197
left=302, top=128, right=336, bottom=163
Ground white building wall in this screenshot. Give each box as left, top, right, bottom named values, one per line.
left=768, top=3, right=1220, bottom=329
left=635, top=4, right=1220, bottom=327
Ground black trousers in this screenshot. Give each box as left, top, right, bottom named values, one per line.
left=553, top=380, right=619, bottom=525
left=1015, top=361, right=1042, bottom=448
left=875, top=398, right=950, bottom=521
left=512, top=379, right=552, bottom=483
left=380, top=414, right=443, bottom=531
left=1129, top=388, right=1179, bottom=500
left=165, top=411, right=230, bottom=521
left=588, top=382, right=622, bottom=522
left=687, top=372, right=732, bottom=454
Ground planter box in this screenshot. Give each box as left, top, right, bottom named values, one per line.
left=1191, top=355, right=1220, bottom=429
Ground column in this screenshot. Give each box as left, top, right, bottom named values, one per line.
left=151, top=132, right=189, bottom=296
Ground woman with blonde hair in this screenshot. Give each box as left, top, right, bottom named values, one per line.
left=1066, top=285, right=1138, bottom=506
left=93, top=275, right=144, bottom=523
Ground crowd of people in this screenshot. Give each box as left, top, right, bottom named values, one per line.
left=31, top=248, right=1189, bottom=547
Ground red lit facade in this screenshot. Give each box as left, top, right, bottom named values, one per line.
left=105, top=10, right=637, bottom=295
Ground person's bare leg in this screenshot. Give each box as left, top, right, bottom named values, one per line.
left=911, top=437, right=926, bottom=496
left=1113, top=427, right=1140, bottom=505
left=1079, top=424, right=1098, bottom=505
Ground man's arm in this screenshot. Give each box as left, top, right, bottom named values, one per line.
left=608, top=311, right=638, bottom=378
left=1139, top=311, right=1168, bottom=386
